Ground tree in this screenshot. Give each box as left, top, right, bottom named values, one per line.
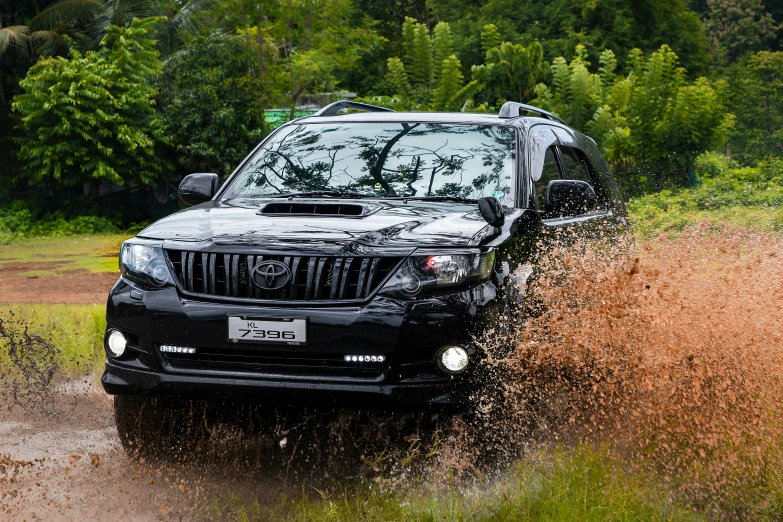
left=427, top=0, right=711, bottom=76
left=162, top=32, right=263, bottom=176
left=431, top=55, right=463, bottom=110
left=402, top=17, right=433, bottom=94
left=222, top=0, right=382, bottom=116
left=385, top=19, right=466, bottom=109
left=30, top=0, right=212, bottom=56
left=0, top=15, right=59, bottom=162
left=13, top=17, right=168, bottom=188
left=725, top=51, right=783, bottom=163
left=465, top=40, right=549, bottom=108
left=534, top=45, right=734, bottom=193
left=431, top=20, right=453, bottom=83
left=480, top=23, right=501, bottom=54
left=704, top=0, right=780, bottom=62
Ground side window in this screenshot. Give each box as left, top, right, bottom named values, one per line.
left=534, top=147, right=560, bottom=212
left=559, top=147, right=591, bottom=184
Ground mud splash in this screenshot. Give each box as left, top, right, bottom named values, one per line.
left=461, top=225, right=783, bottom=517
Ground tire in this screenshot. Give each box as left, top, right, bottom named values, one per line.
left=114, top=395, right=206, bottom=460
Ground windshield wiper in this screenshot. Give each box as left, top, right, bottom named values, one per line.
left=399, top=195, right=477, bottom=203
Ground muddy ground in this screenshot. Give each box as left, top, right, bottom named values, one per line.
left=0, top=384, right=182, bottom=520
left=0, top=265, right=118, bottom=304
left=0, top=256, right=202, bottom=520
left=0, top=383, right=300, bottom=521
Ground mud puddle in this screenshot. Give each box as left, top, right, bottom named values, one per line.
left=0, top=385, right=250, bottom=521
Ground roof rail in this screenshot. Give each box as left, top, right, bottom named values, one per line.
left=313, top=101, right=395, bottom=117
left=498, top=101, right=566, bottom=125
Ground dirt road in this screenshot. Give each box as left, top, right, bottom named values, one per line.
left=0, top=235, right=123, bottom=304
left=0, top=268, right=118, bottom=304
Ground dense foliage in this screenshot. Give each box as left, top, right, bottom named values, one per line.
left=161, top=32, right=264, bottom=175
left=13, top=17, right=167, bottom=188
left=629, top=152, right=783, bottom=236
left=724, top=51, right=783, bottom=164
left=0, top=0, right=781, bottom=223
left=534, top=44, right=734, bottom=193
left=704, top=0, right=780, bottom=62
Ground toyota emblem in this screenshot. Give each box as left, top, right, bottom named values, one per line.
left=251, top=260, right=292, bottom=291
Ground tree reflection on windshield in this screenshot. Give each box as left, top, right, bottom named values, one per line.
left=226, top=123, right=515, bottom=200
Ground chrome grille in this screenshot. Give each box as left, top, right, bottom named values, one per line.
left=165, top=251, right=401, bottom=301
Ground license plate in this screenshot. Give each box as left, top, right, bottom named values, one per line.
left=228, top=317, right=307, bottom=345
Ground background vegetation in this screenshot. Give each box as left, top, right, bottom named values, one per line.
left=0, top=0, right=781, bottom=226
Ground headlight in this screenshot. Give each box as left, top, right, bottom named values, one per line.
left=120, top=239, right=172, bottom=287
left=380, top=250, right=495, bottom=298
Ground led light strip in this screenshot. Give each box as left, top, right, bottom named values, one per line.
left=344, top=355, right=385, bottom=363
left=160, top=345, right=196, bottom=354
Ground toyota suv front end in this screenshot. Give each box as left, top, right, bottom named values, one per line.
left=102, top=102, right=627, bottom=455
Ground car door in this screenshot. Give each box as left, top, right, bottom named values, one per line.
left=530, top=126, right=615, bottom=242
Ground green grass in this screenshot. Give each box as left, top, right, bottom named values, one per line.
left=204, top=446, right=702, bottom=522
left=628, top=156, right=783, bottom=239
left=0, top=303, right=106, bottom=376
left=0, top=234, right=128, bottom=276
left=629, top=204, right=783, bottom=239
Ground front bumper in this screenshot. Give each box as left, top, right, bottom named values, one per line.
left=102, top=277, right=500, bottom=411
left=102, top=360, right=468, bottom=410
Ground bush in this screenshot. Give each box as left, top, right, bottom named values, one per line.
left=628, top=157, right=783, bottom=237
left=693, top=151, right=733, bottom=179
left=0, top=204, right=123, bottom=244
left=13, top=18, right=169, bottom=188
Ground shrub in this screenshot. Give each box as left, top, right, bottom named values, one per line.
left=0, top=205, right=122, bottom=244
left=628, top=157, right=783, bottom=237
left=13, top=18, right=169, bottom=188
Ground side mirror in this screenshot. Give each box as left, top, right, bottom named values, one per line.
left=545, top=180, right=597, bottom=218
left=178, top=173, right=220, bottom=206
left=477, top=196, right=505, bottom=227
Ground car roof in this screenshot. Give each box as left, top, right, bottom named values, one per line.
left=294, top=111, right=528, bottom=127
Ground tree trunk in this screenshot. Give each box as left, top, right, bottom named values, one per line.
left=0, top=70, right=9, bottom=141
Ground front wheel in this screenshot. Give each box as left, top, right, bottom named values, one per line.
left=114, top=396, right=206, bottom=460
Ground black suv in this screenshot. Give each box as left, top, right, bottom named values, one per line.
left=103, top=101, right=627, bottom=451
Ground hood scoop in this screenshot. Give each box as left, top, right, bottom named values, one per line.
left=260, top=202, right=365, bottom=217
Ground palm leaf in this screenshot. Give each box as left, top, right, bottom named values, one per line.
left=169, top=0, right=213, bottom=35
left=29, top=30, right=67, bottom=57
left=90, top=0, right=154, bottom=43
left=30, top=0, right=106, bottom=31
left=0, top=25, right=30, bottom=57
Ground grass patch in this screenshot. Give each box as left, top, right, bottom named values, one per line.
left=0, top=304, right=106, bottom=377
left=628, top=156, right=783, bottom=239
left=629, top=204, right=783, bottom=239
left=0, top=234, right=128, bottom=275
left=204, top=446, right=701, bottom=522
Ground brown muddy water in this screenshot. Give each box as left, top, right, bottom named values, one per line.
left=1, top=226, right=782, bottom=520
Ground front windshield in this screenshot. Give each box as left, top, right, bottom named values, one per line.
left=224, top=122, right=515, bottom=201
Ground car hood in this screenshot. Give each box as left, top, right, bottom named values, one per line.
left=138, top=198, right=497, bottom=252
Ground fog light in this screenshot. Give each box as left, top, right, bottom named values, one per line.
left=107, top=330, right=127, bottom=357
left=437, top=345, right=469, bottom=374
